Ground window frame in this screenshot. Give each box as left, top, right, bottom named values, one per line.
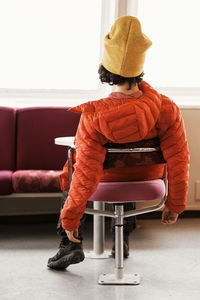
left=1, top=0, right=199, bottom=108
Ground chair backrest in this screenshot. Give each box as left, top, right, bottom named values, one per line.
left=67, top=138, right=166, bottom=189
left=103, top=138, right=166, bottom=170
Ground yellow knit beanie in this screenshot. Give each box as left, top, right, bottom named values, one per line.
left=102, top=16, right=152, bottom=77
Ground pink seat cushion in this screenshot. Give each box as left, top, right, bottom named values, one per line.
left=13, top=170, right=62, bottom=193
left=88, top=179, right=165, bottom=202
left=0, top=171, right=13, bottom=195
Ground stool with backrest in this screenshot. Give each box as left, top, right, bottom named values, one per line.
left=67, top=138, right=167, bottom=285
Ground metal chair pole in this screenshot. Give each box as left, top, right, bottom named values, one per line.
left=115, top=205, right=124, bottom=279
left=93, top=201, right=105, bottom=255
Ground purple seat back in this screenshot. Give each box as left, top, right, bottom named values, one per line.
left=0, top=107, right=16, bottom=170
left=16, top=107, right=80, bottom=170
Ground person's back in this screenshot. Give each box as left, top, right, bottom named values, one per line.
left=47, top=16, right=189, bottom=270
left=60, top=81, right=166, bottom=189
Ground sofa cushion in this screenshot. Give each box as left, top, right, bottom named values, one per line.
left=16, top=107, right=80, bottom=170
left=0, top=171, right=13, bottom=195
left=13, top=170, right=62, bottom=193
left=0, top=107, right=16, bottom=170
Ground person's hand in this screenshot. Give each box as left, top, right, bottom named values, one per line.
left=161, top=206, right=178, bottom=225
left=65, top=229, right=80, bottom=243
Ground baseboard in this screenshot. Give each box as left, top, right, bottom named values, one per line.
left=0, top=195, right=61, bottom=216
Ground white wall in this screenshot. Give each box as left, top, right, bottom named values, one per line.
left=181, top=108, right=200, bottom=210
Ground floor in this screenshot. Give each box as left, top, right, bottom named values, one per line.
left=0, top=218, right=200, bottom=300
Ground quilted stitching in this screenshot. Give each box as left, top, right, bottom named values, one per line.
left=60, top=81, right=189, bottom=231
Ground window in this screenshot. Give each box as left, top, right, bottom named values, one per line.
left=137, top=0, right=200, bottom=88
left=0, top=0, right=103, bottom=90
left=0, top=0, right=115, bottom=106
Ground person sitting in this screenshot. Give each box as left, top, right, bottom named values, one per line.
left=47, top=16, right=189, bottom=270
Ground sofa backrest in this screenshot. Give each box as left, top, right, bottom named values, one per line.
left=0, top=107, right=16, bottom=170
left=16, top=107, right=80, bottom=170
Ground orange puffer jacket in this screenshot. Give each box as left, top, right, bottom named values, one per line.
left=60, top=81, right=189, bottom=231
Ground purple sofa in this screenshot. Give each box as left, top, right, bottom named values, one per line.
left=0, top=107, right=16, bottom=195
left=0, top=106, right=80, bottom=196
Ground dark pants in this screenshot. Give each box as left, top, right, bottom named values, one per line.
left=56, top=191, right=136, bottom=239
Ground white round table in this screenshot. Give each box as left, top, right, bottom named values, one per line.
left=54, top=136, right=75, bottom=148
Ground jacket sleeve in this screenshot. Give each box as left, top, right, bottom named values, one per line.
left=61, top=114, right=108, bottom=231
left=157, top=97, right=190, bottom=214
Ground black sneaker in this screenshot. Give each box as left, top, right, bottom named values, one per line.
left=47, top=240, right=85, bottom=270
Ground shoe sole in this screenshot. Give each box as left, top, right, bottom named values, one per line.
left=47, top=250, right=85, bottom=270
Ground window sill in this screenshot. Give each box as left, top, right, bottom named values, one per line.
left=157, top=87, right=200, bottom=109
left=0, top=86, right=199, bottom=109
left=0, top=86, right=111, bottom=107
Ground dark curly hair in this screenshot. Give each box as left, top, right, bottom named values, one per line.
left=98, top=64, right=144, bottom=90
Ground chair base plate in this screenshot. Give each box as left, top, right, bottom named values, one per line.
left=98, top=273, right=140, bottom=285
left=85, top=250, right=111, bottom=259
